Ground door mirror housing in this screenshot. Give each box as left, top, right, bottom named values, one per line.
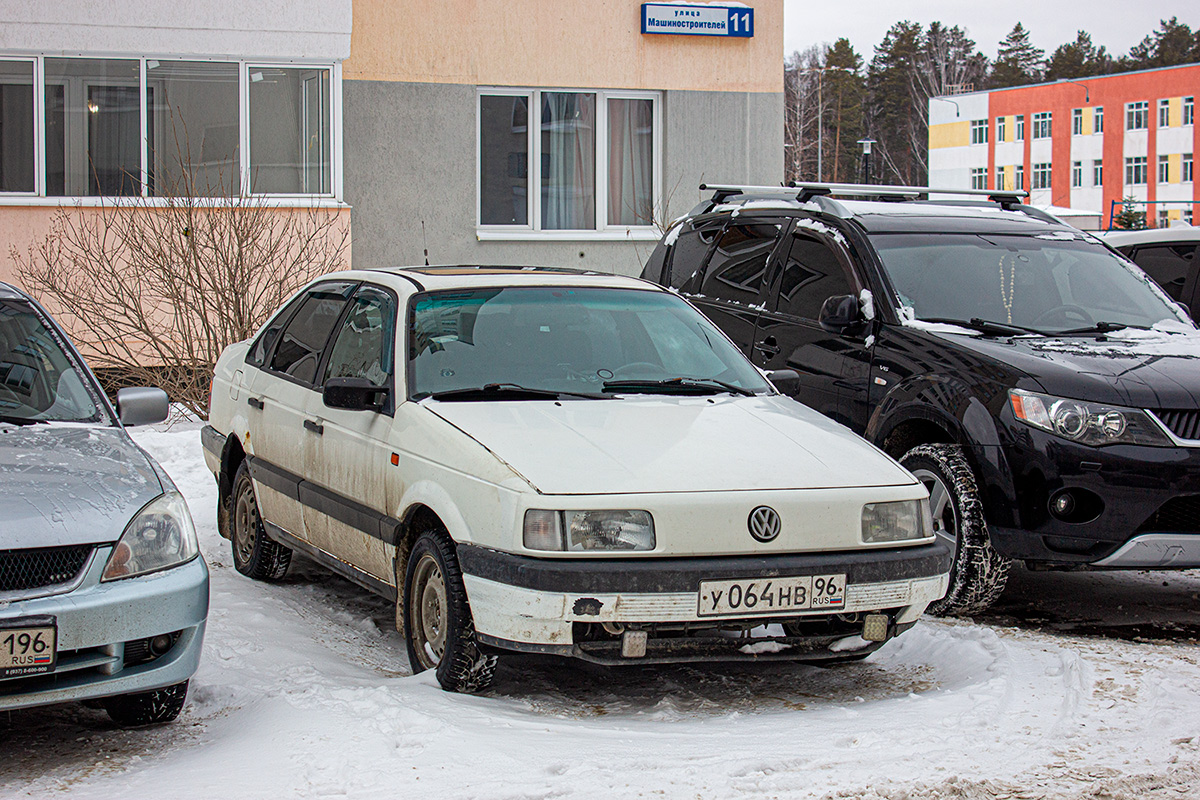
left=323, top=377, right=390, bottom=412
left=818, top=294, right=868, bottom=335
left=766, top=369, right=801, bottom=396
left=116, top=387, right=169, bottom=426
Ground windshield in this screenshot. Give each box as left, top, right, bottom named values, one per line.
left=870, top=232, right=1194, bottom=334
left=0, top=300, right=105, bottom=423
left=409, top=287, right=772, bottom=398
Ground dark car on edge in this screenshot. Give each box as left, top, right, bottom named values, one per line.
left=642, top=182, right=1200, bottom=615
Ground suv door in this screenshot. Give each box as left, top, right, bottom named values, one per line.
left=244, top=281, right=356, bottom=539
left=751, top=223, right=872, bottom=426
left=300, top=283, right=399, bottom=582
left=1125, top=243, right=1198, bottom=319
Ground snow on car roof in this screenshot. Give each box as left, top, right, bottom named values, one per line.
left=359, top=265, right=658, bottom=293
left=1101, top=227, right=1200, bottom=247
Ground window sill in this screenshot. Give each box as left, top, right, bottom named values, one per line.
left=0, top=195, right=349, bottom=209
left=476, top=228, right=663, bottom=242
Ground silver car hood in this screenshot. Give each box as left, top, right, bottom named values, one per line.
left=0, top=425, right=164, bottom=550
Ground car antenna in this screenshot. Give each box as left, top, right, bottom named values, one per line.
left=421, top=220, right=430, bottom=266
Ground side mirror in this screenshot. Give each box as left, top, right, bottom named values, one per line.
left=1178, top=302, right=1192, bottom=320
left=818, top=294, right=867, bottom=335
left=116, top=387, right=169, bottom=426
left=323, top=377, right=390, bottom=412
left=766, top=369, right=801, bottom=396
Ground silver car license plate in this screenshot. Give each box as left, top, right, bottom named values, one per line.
left=697, top=574, right=846, bottom=617
left=0, top=619, right=57, bottom=678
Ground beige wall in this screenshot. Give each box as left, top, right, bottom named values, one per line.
left=345, top=0, right=782, bottom=93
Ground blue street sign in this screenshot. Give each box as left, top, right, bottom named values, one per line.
left=641, top=4, right=754, bottom=38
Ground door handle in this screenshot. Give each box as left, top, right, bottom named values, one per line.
left=303, top=419, right=324, bottom=435
left=247, top=397, right=264, bottom=410
left=754, top=338, right=781, bottom=357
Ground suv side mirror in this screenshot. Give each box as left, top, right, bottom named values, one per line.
left=766, top=369, right=801, bottom=396
left=323, top=377, right=390, bottom=412
left=818, top=294, right=867, bottom=335
left=116, top=387, right=169, bottom=426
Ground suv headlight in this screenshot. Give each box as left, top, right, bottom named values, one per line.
left=523, top=510, right=655, bottom=552
left=102, top=492, right=200, bottom=581
left=862, top=499, right=932, bottom=543
left=1009, top=389, right=1173, bottom=447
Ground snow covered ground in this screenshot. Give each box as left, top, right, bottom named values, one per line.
left=4, top=424, right=1200, bottom=799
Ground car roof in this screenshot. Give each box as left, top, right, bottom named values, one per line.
left=1101, top=227, right=1200, bottom=247
left=0, top=281, right=30, bottom=301
left=349, top=265, right=660, bottom=293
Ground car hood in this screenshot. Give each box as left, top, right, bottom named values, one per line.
left=0, top=424, right=164, bottom=550
left=939, top=326, right=1200, bottom=409
left=425, top=394, right=915, bottom=495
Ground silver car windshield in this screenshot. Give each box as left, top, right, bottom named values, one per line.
left=871, top=232, right=1195, bottom=335
left=0, top=300, right=105, bottom=424
left=409, top=287, right=772, bottom=398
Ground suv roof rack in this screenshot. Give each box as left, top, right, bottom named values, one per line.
left=698, top=182, right=1029, bottom=211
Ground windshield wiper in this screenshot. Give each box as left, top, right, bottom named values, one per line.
left=601, top=377, right=756, bottom=397
left=1054, top=321, right=1153, bottom=336
left=0, top=414, right=46, bottom=426
left=919, top=317, right=1045, bottom=336
left=422, top=383, right=608, bottom=401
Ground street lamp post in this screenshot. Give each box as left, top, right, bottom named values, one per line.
left=791, top=64, right=854, bottom=182
left=857, top=138, right=876, bottom=184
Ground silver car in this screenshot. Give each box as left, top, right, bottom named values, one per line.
left=0, top=282, right=207, bottom=726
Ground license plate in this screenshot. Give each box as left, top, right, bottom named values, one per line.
left=0, top=620, right=57, bottom=679
left=698, top=574, right=846, bottom=617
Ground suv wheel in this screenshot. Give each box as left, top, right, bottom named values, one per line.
left=900, top=444, right=1010, bottom=616
left=400, top=528, right=497, bottom=693
left=230, top=460, right=292, bottom=580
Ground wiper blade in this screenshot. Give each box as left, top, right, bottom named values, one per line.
left=919, top=317, right=1045, bottom=336
left=1055, top=321, right=1153, bottom=335
left=0, top=414, right=45, bottom=426
left=601, top=377, right=756, bottom=397
left=423, top=383, right=607, bottom=401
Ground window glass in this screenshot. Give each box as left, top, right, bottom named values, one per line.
left=608, top=97, right=653, bottom=226
left=1131, top=245, right=1196, bottom=301
left=773, top=235, right=854, bottom=320
left=44, top=58, right=141, bottom=197
left=249, top=66, right=330, bottom=194
left=541, top=92, right=595, bottom=230
left=0, top=61, right=34, bottom=192
left=0, top=300, right=103, bottom=423
left=1094, top=106, right=1104, bottom=133
left=323, top=286, right=396, bottom=388
left=668, top=218, right=725, bottom=290
left=268, top=282, right=355, bottom=383
left=700, top=223, right=780, bottom=305
left=479, top=95, right=529, bottom=225
left=147, top=60, right=239, bottom=196
left=248, top=290, right=308, bottom=367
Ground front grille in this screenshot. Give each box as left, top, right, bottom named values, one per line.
left=0, top=545, right=93, bottom=592
left=1153, top=409, right=1200, bottom=441
left=1139, top=495, right=1200, bottom=533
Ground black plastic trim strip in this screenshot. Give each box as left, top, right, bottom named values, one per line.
left=457, top=540, right=952, bottom=594
left=200, top=425, right=224, bottom=460
left=263, top=521, right=397, bottom=601
left=247, top=456, right=301, bottom=500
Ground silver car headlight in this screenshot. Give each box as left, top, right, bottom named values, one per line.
left=523, top=509, right=655, bottom=552
left=862, top=499, right=932, bottom=543
left=1009, top=389, right=1173, bottom=447
left=102, top=492, right=199, bottom=581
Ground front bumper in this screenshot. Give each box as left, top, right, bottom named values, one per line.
left=458, top=541, right=950, bottom=663
left=0, top=551, right=209, bottom=711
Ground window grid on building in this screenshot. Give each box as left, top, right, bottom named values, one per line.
left=1094, top=106, right=1104, bottom=133
left=1185, top=153, right=1194, bottom=183
left=1158, top=209, right=1170, bottom=228
left=1015, top=164, right=1024, bottom=190
left=1072, top=108, right=1083, bottom=135
left=996, top=117, right=1006, bottom=142
left=1032, top=162, right=1051, bottom=189
left=970, top=167, right=988, bottom=189
left=1126, top=156, right=1147, bottom=185
left=1159, top=99, right=1171, bottom=127
left=970, top=119, right=987, bottom=145
left=1093, top=159, right=1103, bottom=186
left=1185, top=97, right=1195, bottom=126
left=1032, top=111, right=1052, bottom=139
left=1071, top=161, right=1082, bottom=187
left=1127, top=101, right=1149, bottom=130
left=1015, top=115, right=1025, bottom=141
left=1158, top=155, right=1170, bottom=183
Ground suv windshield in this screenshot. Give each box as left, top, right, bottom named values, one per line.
left=0, top=300, right=105, bottom=424
left=870, top=232, right=1193, bottom=335
left=409, top=287, right=772, bottom=398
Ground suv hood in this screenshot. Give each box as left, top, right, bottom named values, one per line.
left=0, top=425, right=164, bottom=550
left=938, top=326, right=1200, bottom=409
left=426, top=395, right=915, bottom=495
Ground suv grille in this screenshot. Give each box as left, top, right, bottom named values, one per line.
left=0, top=545, right=93, bottom=592
left=1138, top=495, right=1200, bottom=534
left=1153, top=410, right=1200, bottom=441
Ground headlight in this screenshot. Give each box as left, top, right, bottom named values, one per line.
left=102, top=492, right=199, bottom=581
left=523, top=510, right=655, bottom=552
left=861, top=499, right=932, bottom=543
left=1009, top=389, right=1173, bottom=447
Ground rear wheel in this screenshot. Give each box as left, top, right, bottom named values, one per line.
left=230, top=460, right=291, bottom=580
left=900, top=444, right=1010, bottom=616
left=103, top=680, right=189, bottom=727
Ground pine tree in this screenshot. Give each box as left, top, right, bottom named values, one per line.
left=989, top=23, right=1045, bottom=88
left=1113, top=196, right=1147, bottom=230
left=823, top=38, right=865, bottom=184
left=1124, top=17, right=1198, bottom=69
left=1045, top=31, right=1112, bottom=80
left=867, top=21, right=924, bottom=184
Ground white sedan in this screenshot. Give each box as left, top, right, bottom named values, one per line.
left=203, top=267, right=949, bottom=692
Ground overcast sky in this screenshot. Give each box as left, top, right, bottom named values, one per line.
left=782, top=1, right=1191, bottom=62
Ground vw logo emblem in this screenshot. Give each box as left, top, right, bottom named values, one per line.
left=748, top=506, right=781, bottom=542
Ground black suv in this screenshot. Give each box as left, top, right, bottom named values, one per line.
left=642, top=182, right=1200, bottom=615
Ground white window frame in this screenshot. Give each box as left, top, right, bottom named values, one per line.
left=1032, top=111, right=1051, bottom=139
left=1093, top=159, right=1103, bottom=187
left=1126, top=101, right=1148, bottom=131
left=0, top=53, right=343, bottom=207
left=1072, top=108, right=1082, bottom=136
left=1185, top=97, right=1195, bottom=126
left=1094, top=106, right=1104, bottom=134
left=1158, top=154, right=1170, bottom=184
left=1071, top=161, right=1082, bottom=188
left=1032, top=162, right=1052, bottom=190
left=1184, top=153, right=1193, bottom=183
left=1126, top=156, right=1147, bottom=185
left=970, top=119, right=987, bottom=145
left=970, top=167, right=987, bottom=190
left=476, top=87, right=663, bottom=241
left=1015, top=115, right=1025, bottom=141
left=996, top=117, right=1006, bottom=142
left=1159, top=98, right=1171, bottom=128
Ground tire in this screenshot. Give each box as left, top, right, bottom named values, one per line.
left=900, top=444, right=1010, bottom=616
left=401, top=528, right=497, bottom=693
left=230, top=460, right=291, bottom=581
left=102, top=680, right=189, bottom=727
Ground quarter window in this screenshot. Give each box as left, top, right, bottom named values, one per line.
left=1127, top=101, right=1149, bottom=130
left=700, top=223, right=781, bottom=305
left=268, top=282, right=355, bottom=384
left=667, top=218, right=725, bottom=290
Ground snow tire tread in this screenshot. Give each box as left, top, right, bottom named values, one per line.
left=231, top=460, right=291, bottom=581
left=102, top=680, right=189, bottom=727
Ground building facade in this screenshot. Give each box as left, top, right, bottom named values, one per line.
left=928, top=64, right=1200, bottom=229
left=0, top=0, right=783, bottom=289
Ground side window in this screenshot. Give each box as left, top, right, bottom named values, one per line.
left=323, top=286, right=397, bottom=389
left=699, top=222, right=782, bottom=304
left=772, top=234, right=855, bottom=320
left=268, top=282, right=356, bottom=384
left=247, top=291, right=307, bottom=367
left=667, top=219, right=725, bottom=290
left=1131, top=244, right=1196, bottom=301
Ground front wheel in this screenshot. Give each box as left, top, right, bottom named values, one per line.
left=900, top=444, right=1010, bottom=616
left=401, top=528, right=497, bottom=693
left=103, top=680, right=189, bottom=727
